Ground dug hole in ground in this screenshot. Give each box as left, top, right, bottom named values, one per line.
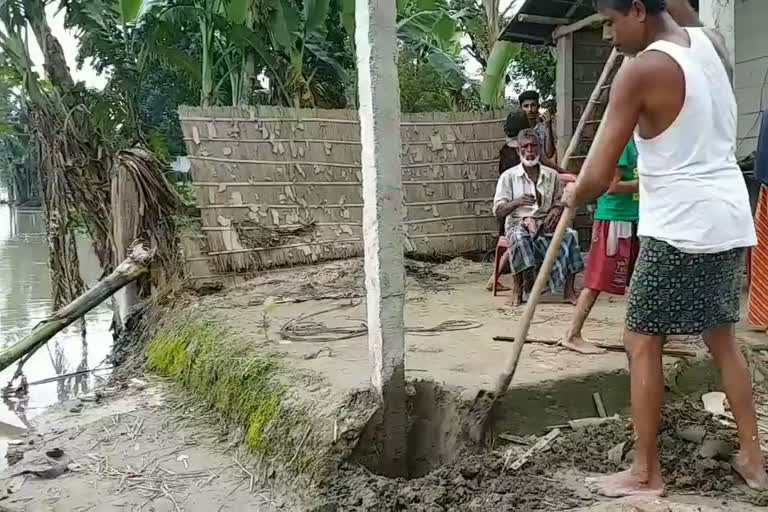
left=3, top=257, right=768, bottom=511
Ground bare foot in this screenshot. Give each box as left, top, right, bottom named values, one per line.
left=585, top=469, right=665, bottom=498
left=732, top=451, right=768, bottom=490
left=561, top=335, right=606, bottom=355
left=507, top=295, right=522, bottom=307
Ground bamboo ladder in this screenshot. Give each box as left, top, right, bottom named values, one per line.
left=562, top=48, right=624, bottom=171
left=473, top=49, right=627, bottom=442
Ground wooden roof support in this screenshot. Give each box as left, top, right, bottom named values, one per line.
left=504, top=31, right=548, bottom=43
left=517, top=14, right=572, bottom=25
left=552, top=12, right=603, bottom=40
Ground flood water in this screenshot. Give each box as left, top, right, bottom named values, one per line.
left=0, top=205, right=113, bottom=436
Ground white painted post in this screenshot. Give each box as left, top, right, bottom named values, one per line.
left=555, top=32, right=574, bottom=164
left=699, top=0, right=735, bottom=81
left=355, top=0, right=407, bottom=477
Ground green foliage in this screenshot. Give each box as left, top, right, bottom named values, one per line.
left=398, top=47, right=480, bottom=113
left=510, top=44, right=557, bottom=102
left=480, top=40, right=519, bottom=109
left=3, top=0, right=560, bottom=169
left=452, top=0, right=495, bottom=71
left=147, top=321, right=287, bottom=453
left=119, top=0, right=147, bottom=24
left=173, top=181, right=198, bottom=208
left=0, top=64, right=38, bottom=203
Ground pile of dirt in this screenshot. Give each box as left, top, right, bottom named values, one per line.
left=323, top=451, right=587, bottom=512
left=321, top=401, right=768, bottom=511
left=548, top=400, right=767, bottom=505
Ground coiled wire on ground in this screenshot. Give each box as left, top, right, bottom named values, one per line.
left=279, top=303, right=482, bottom=343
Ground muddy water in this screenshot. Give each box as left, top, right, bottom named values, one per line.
left=0, top=205, right=113, bottom=441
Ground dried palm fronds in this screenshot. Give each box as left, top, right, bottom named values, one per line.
left=112, top=147, right=183, bottom=279
left=233, top=218, right=316, bottom=249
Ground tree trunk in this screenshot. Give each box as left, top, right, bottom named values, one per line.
left=111, top=161, right=143, bottom=329
left=0, top=244, right=154, bottom=373
left=22, top=0, right=75, bottom=93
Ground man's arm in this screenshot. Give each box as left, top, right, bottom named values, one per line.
left=539, top=172, right=565, bottom=234
left=493, top=173, right=516, bottom=220
left=545, top=124, right=556, bottom=159
left=606, top=167, right=639, bottom=194
left=542, top=111, right=556, bottom=159
left=492, top=172, right=533, bottom=220
left=569, top=59, right=645, bottom=206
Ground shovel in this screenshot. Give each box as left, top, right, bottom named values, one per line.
left=465, top=206, right=576, bottom=443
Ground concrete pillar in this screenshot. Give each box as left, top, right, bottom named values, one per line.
left=355, top=0, right=407, bottom=477
left=699, top=0, right=735, bottom=79
left=555, top=33, right=574, bottom=165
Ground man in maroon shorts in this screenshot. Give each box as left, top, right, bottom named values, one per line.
left=561, top=139, right=639, bottom=353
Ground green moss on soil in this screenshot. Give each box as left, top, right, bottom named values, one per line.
left=146, top=320, right=304, bottom=461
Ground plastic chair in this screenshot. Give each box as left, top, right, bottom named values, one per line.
left=492, top=236, right=509, bottom=296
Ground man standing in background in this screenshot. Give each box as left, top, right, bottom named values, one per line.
left=519, top=90, right=556, bottom=160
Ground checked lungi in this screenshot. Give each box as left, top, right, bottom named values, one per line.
left=505, top=223, right=584, bottom=294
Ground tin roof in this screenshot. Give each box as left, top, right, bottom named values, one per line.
left=499, top=0, right=597, bottom=46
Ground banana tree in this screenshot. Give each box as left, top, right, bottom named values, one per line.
left=342, top=0, right=471, bottom=107
left=479, top=39, right=519, bottom=108
left=258, top=0, right=344, bottom=108
left=478, top=0, right=521, bottom=108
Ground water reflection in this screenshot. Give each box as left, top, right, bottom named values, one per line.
left=0, top=205, right=114, bottom=428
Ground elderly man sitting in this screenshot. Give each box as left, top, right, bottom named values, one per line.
left=493, top=128, right=584, bottom=305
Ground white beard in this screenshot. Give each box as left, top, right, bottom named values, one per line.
left=522, top=155, right=540, bottom=167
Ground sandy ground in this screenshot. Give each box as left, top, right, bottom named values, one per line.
left=0, top=383, right=281, bottom=512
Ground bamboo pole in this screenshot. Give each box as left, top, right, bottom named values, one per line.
left=0, top=243, right=155, bottom=373
left=178, top=115, right=508, bottom=126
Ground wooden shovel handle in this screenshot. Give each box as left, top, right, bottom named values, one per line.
left=494, top=207, right=575, bottom=395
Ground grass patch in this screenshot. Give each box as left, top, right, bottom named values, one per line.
left=146, top=320, right=287, bottom=456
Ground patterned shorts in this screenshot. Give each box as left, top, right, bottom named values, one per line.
left=626, top=237, right=745, bottom=335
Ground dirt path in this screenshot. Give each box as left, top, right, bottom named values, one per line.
left=0, top=381, right=282, bottom=511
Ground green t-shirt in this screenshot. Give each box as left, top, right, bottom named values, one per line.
left=594, top=139, right=639, bottom=222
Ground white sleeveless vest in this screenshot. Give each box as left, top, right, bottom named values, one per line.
left=634, top=28, right=756, bottom=253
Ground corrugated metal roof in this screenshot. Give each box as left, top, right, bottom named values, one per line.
left=500, top=0, right=597, bottom=46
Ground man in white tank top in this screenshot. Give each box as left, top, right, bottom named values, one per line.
left=568, top=0, right=768, bottom=498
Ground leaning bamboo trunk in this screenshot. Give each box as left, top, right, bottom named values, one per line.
left=0, top=243, right=155, bottom=373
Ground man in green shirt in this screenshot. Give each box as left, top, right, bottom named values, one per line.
left=561, top=140, right=640, bottom=353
